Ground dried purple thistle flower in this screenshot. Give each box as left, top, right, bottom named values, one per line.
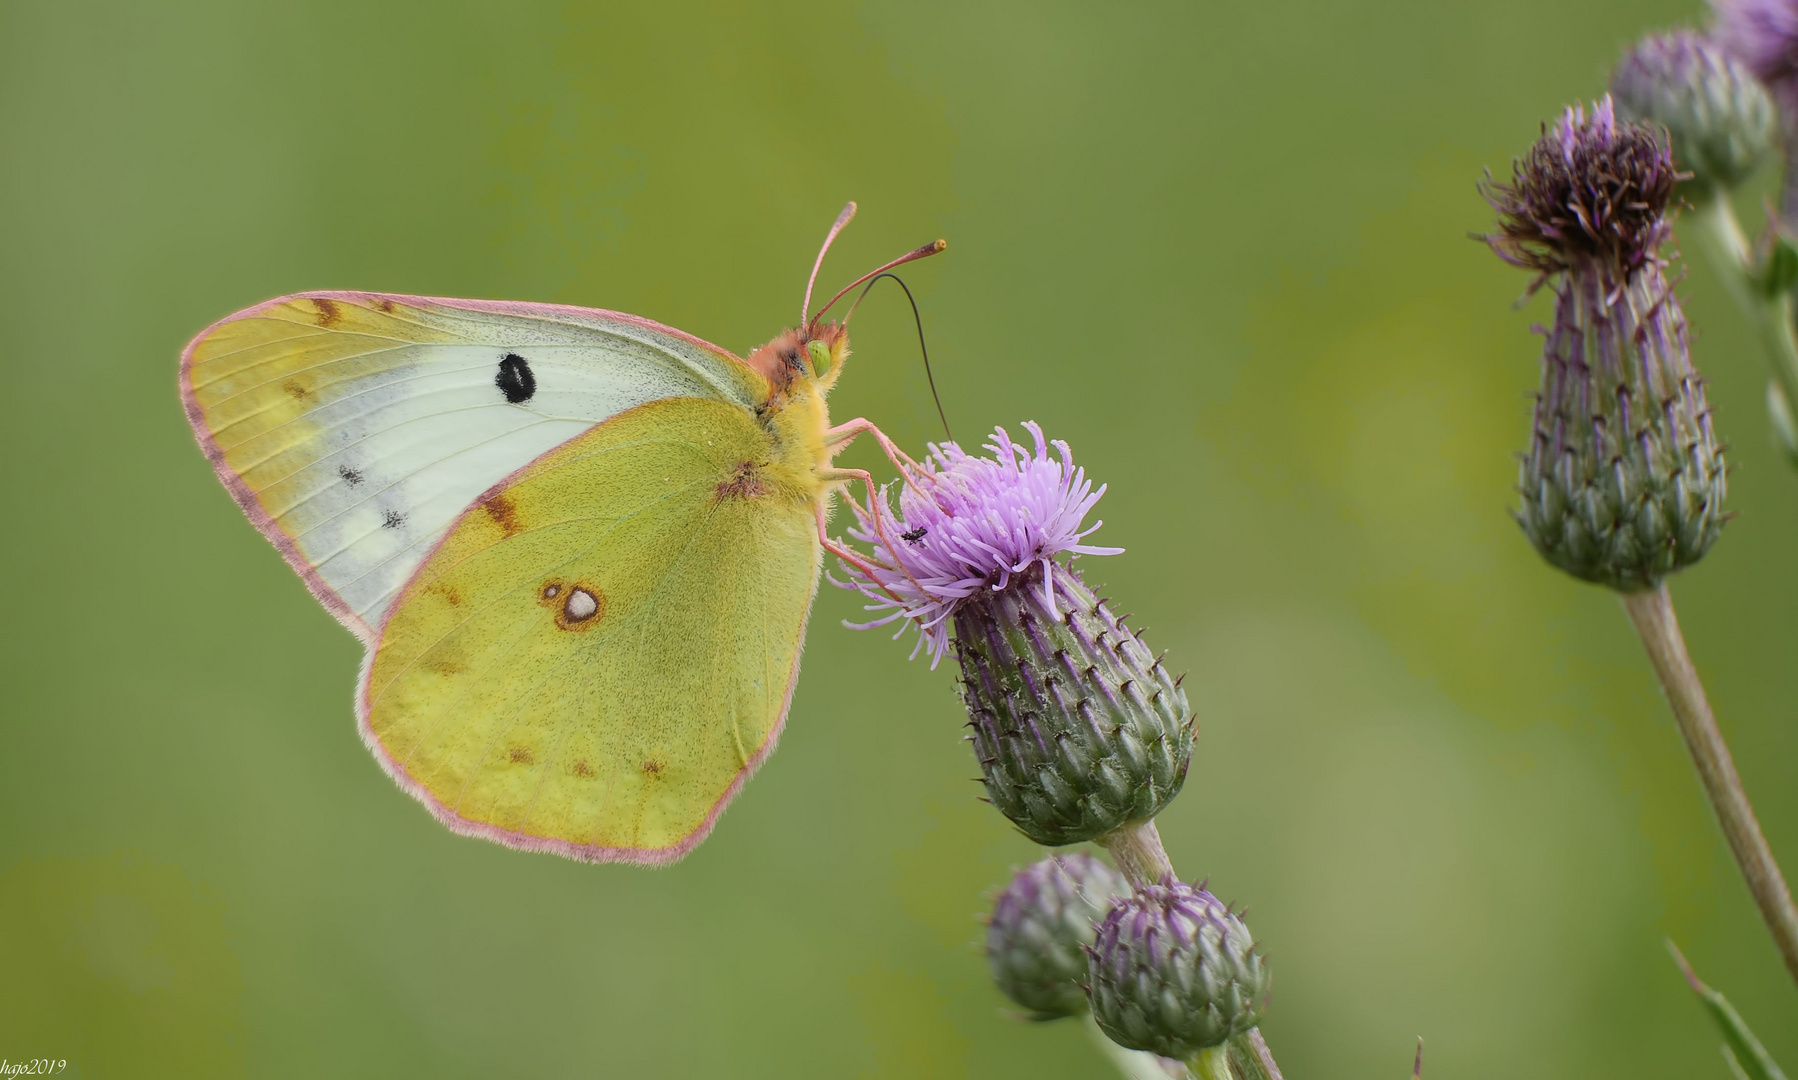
left=1481, top=99, right=1728, bottom=591
left=835, top=424, right=1192, bottom=845
left=1481, top=96, right=1680, bottom=282
left=1087, top=879, right=1268, bottom=1065
left=1611, top=30, right=1774, bottom=191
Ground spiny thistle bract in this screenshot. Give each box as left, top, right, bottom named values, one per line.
left=835, top=423, right=1193, bottom=845
left=986, top=853, right=1129, bottom=1019
left=1611, top=30, right=1774, bottom=191
left=1087, top=880, right=1268, bottom=1061
left=1482, top=97, right=1727, bottom=592
left=955, top=563, right=1190, bottom=844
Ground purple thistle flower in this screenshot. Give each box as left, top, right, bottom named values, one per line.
left=1480, top=95, right=1679, bottom=282
left=1482, top=98, right=1728, bottom=591
left=834, top=421, right=1121, bottom=666
left=835, top=421, right=1192, bottom=847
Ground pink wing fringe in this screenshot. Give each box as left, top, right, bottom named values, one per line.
left=180, top=289, right=805, bottom=865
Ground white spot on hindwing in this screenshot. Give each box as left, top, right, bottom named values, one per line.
left=539, top=577, right=603, bottom=630
left=565, top=588, right=598, bottom=621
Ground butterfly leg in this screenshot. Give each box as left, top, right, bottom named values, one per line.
left=817, top=466, right=930, bottom=599
left=822, top=418, right=926, bottom=477
left=814, top=499, right=891, bottom=585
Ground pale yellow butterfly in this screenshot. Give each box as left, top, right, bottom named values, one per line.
left=181, top=203, right=942, bottom=863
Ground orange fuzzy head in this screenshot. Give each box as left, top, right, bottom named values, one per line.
left=746, top=321, right=850, bottom=395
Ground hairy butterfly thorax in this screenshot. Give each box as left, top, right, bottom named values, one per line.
left=744, top=322, right=852, bottom=500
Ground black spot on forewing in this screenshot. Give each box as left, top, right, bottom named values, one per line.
left=337, top=465, right=365, bottom=487
left=496, top=353, right=536, bottom=404
left=381, top=509, right=406, bottom=530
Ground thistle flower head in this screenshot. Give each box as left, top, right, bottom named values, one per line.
left=836, top=422, right=1190, bottom=845
left=1711, top=0, right=1798, bottom=104
left=1481, top=96, right=1679, bottom=280
left=986, top=853, right=1130, bottom=1020
left=1483, top=100, right=1729, bottom=590
left=1611, top=30, right=1775, bottom=190
left=1088, top=879, right=1268, bottom=1061
left=835, top=422, right=1121, bottom=665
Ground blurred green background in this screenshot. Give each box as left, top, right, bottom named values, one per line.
left=4, top=0, right=1796, bottom=1076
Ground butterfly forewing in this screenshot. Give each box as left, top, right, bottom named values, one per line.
left=180, top=292, right=764, bottom=638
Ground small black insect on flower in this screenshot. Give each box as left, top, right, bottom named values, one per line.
left=901, top=526, right=928, bottom=544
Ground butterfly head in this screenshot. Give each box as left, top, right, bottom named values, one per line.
left=746, top=321, right=851, bottom=396
left=754, top=202, right=945, bottom=404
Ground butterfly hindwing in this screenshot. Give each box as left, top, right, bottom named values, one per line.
left=358, top=396, right=821, bottom=863
left=180, top=292, right=765, bottom=638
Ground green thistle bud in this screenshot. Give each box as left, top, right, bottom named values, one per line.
left=958, top=566, right=1192, bottom=845
left=985, top=853, right=1130, bottom=1019
left=1088, top=880, right=1268, bottom=1063
left=1611, top=30, right=1775, bottom=192
left=1482, top=98, right=1728, bottom=591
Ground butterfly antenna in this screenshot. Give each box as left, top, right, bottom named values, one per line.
left=802, top=202, right=858, bottom=326
left=811, top=238, right=947, bottom=326
left=847, top=273, right=952, bottom=441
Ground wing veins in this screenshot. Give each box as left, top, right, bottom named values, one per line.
left=288, top=414, right=579, bottom=545
left=413, top=487, right=718, bottom=821
left=315, top=434, right=714, bottom=607
left=191, top=333, right=432, bottom=395
left=206, top=358, right=497, bottom=444
left=373, top=478, right=710, bottom=713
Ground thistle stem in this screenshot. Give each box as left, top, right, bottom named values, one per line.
left=1098, top=819, right=1177, bottom=887
left=1620, top=584, right=1798, bottom=986
left=1688, top=192, right=1798, bottom=461
left=1189, top=1046, right=1234, bottom=1080
left=1226, top=1031, right=1285, bottom=1080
